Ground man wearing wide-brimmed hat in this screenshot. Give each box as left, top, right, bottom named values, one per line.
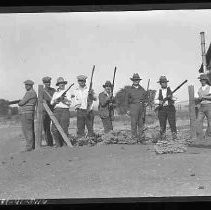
left=18, top=80, right=37, bottom=152
left=98, top=81, right=116, bottom=133
left=195, top=73, right=211, bottom=139
left=42, top=76, right=56, bottom=146
left=154, top=76, right=177, bottom=140
left=51, top=77, right=72, bottom=147
left=125, top=73, right=147, bottom=143
left=73, top=75, right=97, bottom=137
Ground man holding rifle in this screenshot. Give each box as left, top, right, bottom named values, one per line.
left=125, top=73, right=147, bottom=143
left=154, top=76, right=177, bottom=140
left=73, top=73, right=97, bottom=138
left=195, top=74, right=211, bottom=138
left=42, top=76, right=56, bottom=146
left=98, top=81, right=116, bottom=133
left=51, top=77, right=73, bottom=147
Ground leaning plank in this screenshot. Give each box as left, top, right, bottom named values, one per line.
left=43, top=100, right=73, bottom=147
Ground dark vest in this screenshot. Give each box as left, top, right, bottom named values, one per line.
left=158, top=87, right=174, bottom=106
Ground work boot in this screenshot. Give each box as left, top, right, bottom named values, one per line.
left=172, top=132, right=177, bottom=140
left=160, top=132, right=166, bottom=141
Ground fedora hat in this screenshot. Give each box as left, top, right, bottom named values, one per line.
left=56, top=77, right=67, bottom=86
left=130, top=73, right=142, bottom=81
left=103, top=81, right=113, bottom=88
left=157, top=76, right=169, bottom=83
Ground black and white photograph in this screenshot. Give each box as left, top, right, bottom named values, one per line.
left=1, top=5, right=211, bottom=203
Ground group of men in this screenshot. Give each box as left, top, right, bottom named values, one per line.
left=16, top=72, right=211, bottom=152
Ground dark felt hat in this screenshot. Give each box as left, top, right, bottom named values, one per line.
left=103, top=81, right=113, bottom=88
left=130, top=73, right=142, bottom=81
left=157, top=76, right=169, bottom=83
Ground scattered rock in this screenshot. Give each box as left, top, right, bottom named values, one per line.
left=198, top=185, right=205, bottom=189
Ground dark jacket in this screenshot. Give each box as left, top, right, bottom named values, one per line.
left=98, top=91, right=115, bottom=118
left=125, top=85, right=146, bottom=108
left=43, top=87, right=56, bottom=111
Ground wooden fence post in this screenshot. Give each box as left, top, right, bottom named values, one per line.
left=36, top=85, right=44, bottom=148
left=188, top=85, right=197, bottom=141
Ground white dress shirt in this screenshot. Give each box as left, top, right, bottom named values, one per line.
left=73, top=86, right=96, bottom=110
left=51, top=88, right=72, bottom=109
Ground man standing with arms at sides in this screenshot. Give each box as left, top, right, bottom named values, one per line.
left=18, top=80, right=37, bottom=152
left=195, top=74, right=211, bottom=139
left=125, top=73, right=147, bottom=143
left=51, top=77, right=72, bottom=147
left=154, top=76, right=177, bottom=140
left=98, top=81, right=116, bottom=133
left=42, top=76, right=56, bottom=146
left=73, top=75, right=97, bottom=138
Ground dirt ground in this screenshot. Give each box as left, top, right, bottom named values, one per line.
left=1, top=117, right=211, bottom=200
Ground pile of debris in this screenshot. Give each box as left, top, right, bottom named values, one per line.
left=154, top=131, right=191, bottom=154
left=100, top=130, right=137, bottom=145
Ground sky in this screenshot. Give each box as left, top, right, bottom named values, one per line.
left=0, top=10, right=211, bottom=104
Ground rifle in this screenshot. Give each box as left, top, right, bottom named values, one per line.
left=155, top=79, right=188, bottom=112
left=109, top=66, right=117, bottom=117
left=8, top=100, right=20, bottom=105
left=87, top=65, right=95, bottom=112
left=56, top=83, right=74, bottom=102
left=143, top=79, right=150, bottom=124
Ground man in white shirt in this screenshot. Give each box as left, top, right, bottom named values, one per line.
left=195, top=74, right=211, bottom=139
left=51, top=77, right=72, bottom=147
left=154, top=76, right=177, bottom=140
left=73, top=75, right=97, bottom=138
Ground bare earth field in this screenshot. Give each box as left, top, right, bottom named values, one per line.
left=1, top=115, right=211, bottom=200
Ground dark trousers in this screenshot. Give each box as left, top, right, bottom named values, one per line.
left=51, top=108, right=70, bottom=147
left=158, top=105, right=177, bottom=135
left=101, top=117, right=113, bottom=133
left=43, top=112, right=53, bottom=146
left=129, top=103, right=145, bottom=138
left=76, top=109, right=94, bottom=137
left=197, top=104, right=211, bottom=137
left=20, top=113, right=35, bottom=150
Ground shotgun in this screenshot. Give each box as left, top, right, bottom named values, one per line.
left=109, top=66, right=117, bottom=118
left=87, top=65, right=95, bottom=112
left=143, top=79, right=150, bottom=124
left=56, top=83, right=74, bottom=102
